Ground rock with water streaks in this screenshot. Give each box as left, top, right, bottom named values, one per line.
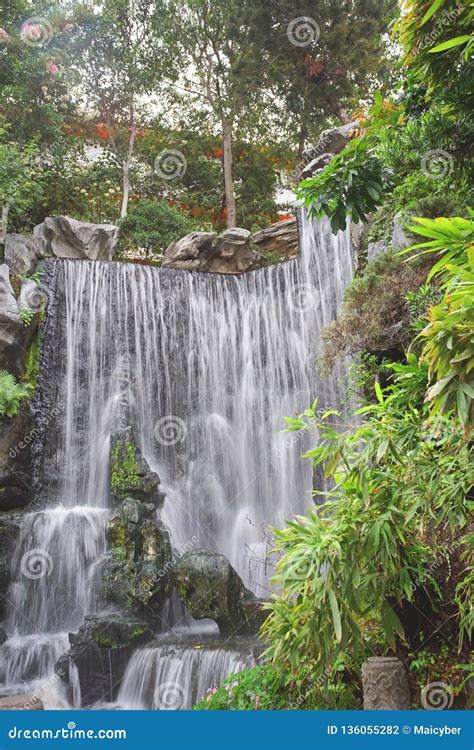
left=110, top=426, right=164, bottom=506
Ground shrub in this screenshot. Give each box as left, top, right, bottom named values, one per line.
left=0, top=371, right=31, bottom=419
left=119, top=199, right=193, bottom=257
left=194, top=663, right=360, bottom=711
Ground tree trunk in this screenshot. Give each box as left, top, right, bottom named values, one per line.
left=120, top=121, right=137, bottom=219
left=222, top=118, right=237, bottom=229
left=325, top=96, right=351, bottom=125
left=0, top=202, right=11, bottom=242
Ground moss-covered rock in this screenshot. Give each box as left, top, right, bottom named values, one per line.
left=174, top=549, right=266, bottom=637
left=104, top=497, right=172, bottom=619
left=55, top=613, right=153, bottom=706
left=110, top=426, right=164, bottom=506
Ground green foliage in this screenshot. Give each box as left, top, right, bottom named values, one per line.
left=298, top=137, right=393, bottom=233
left=348, top=353, right=392, bottom=405
left=263, top=356, right=473, bottom=678
left=119, top=199, right=193, bottom=257
left=194, top=663, right=359, bottom=711
left=404, top=216, right=474, bottom=430
left=0, top=370, right=31, bottom=419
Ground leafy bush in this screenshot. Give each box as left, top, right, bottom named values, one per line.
left=319, top=250, right=434, bottom=370
left=263, top=356, right=472, bottom=679
left=194, top=663, right=359, bottom=711
left=119, top=199, right=193, bottom=257
left=0, top=371, right=31, bottom=419
left=298, top=137, right=393, bottom=233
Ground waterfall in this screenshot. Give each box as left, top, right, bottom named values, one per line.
left=116, top=640, right=256, bottom=710
left=0, top=213, right=355, bottom=706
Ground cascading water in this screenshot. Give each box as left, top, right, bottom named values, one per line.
left=0, top=212, right=355, bottom=707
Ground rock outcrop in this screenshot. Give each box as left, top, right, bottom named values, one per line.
left=298, top=121, right=360, bottom=180
left=110, top=426, right=164, bottom=506
left=163, top=228, right=262, bottom=274
left=33, top=216, right=119, bottom=261
left=0, top=264, right=24, bottom=375
left=251, top=218, right=298, bottom=261
left=174, top=549, right=267, bottom=636
left=4, top=234, right=43, bottom=276
left=56, top=614, right=153, bottom=706
left=104, top=496, right=172, bottom=616
left=0, top=405, right=34, bottom=511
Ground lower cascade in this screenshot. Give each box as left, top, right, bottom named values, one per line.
left=0, top=213, right=355, bottom=708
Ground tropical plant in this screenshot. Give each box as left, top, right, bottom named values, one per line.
left=0, top=370, right=31, bottom=419
left=263, top=357, right=473, bottom=678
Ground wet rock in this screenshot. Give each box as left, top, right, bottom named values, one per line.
left=0, top=695, right=43, bottom=710
left=0, top=512, right=23, bottom=619
left=0, top=405, right=34, bottom=512
left=110, top=426, right=164, bottom=505
left=104, top=496, right=172, bottom=617
left=174, top=549, right=261, bottom=637
left=0, top=627, right=7, bottom=645
left=252, top=218, right=298, bottom=261
left=4, top=234, right=42, bottom=276
left=56, top=613, right=153, bottom=707
left=33, top=216, right=119, bottom=261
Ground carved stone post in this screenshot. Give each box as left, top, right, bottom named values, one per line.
left=362, top=657, right=410, bottom=709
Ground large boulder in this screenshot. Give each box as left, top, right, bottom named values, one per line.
left=33, top=216, right=119, bottom=261
left=110, top=426, right=164, bottom=506
left=0, top=263, right=25, bottom=375
left=251, top=218, right=298, bottom=261
left=299, top=153, right=332, bottom=181
left=4, top=234, right=42, bottom=276
left=298, top=120, right=360, bottom=180
left=56, top=614, right=153, bottom=707
left=104, top=496, right=172, bottom=617
left=163, top=229, right=262, bottom=274
left=174, top=549, right=265, bottom=637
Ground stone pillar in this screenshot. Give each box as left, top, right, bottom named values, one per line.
left=362, top=656, right=410, bottom=709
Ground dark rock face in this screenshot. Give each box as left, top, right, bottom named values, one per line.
left=104, top=497, right=172, bottom=618
left=0, top=406, right=34, bottom=512
left=0, top=626, right=7, bottom=645
left=33, top=216, right=119, bottom=261
left=56, top=614, right=153, bottom=707
left=4, top=234, right=42, bottom=276
left=174, top=549, right=265, bottom=637
left=163, top=229, right=263, bottom=274
left=0, top=512, right=22, bottom=619
left=110, top=426, right=164, bottom=506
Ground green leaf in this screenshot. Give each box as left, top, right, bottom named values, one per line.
left=428, top=35, right=473, bottom=53
left=421, top=0, right=445, bottom=26
left=328, top=588, right=342, bottom=643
